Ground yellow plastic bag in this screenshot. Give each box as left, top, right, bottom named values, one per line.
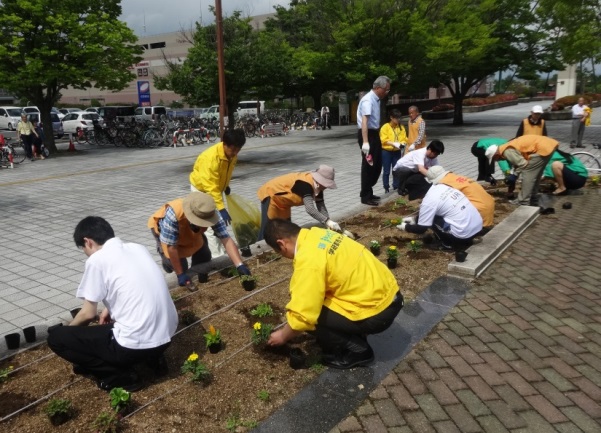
left=227, top=193, right=261, bottom=248
left=584, top=107, right=592, bottom=126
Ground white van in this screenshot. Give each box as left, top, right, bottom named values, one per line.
left=0, top=106, right=23, bottom=130
left=237, top=101, right=265, bottom=117
left=134, top=106, right=167, bottom=121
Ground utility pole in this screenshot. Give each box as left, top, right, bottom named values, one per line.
left=215, top=0, right=227, bottom=136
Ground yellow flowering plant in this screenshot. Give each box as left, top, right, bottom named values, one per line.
left=387, top=245, right=399, bottom=260
left=181, top=352, right=211, bottom=383
left=407, top=240, right=422, bottom=253
left=251, top=322, right=274, bottom=345
left=591, top=176, right=600, bottom=186
left=204, top=325, right=221, bottom=347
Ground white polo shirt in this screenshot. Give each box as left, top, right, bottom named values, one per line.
left=418, top=184, right=483, bottom=239
left=572, top=103, right=588, bottom=118
left=393, top=147, right=438, bottom=172
left=77, top=237, right=178, bottom=349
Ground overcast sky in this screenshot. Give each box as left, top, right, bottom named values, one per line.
left=121, top=0, right=289, bottom=36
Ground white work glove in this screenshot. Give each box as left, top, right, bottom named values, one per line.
left=342, top=229, right=355, bottom=240
left=408, top=143, right=416, bottom=151
left=361, top=143, right=370, bottom=155
left=397, top=223, right=407, bottom=231
left=402, top=217, right=415, bottom=224
left=326, top=219, right=341, bottom=232
left=392, top=142, right=401, bottom=149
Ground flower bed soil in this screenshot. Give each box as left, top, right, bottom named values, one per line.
left=0, top=194, right=514, bottom=433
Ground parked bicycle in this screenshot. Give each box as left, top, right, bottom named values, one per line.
left=0, top=136, right=27, bottom=168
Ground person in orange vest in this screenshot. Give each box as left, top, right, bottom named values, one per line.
left=148, top=192, right=251, bottom=289
left=515, top=105, right=547, bottom=137
left=406, top=105, right=426, bottom=153
left=257, top=165, right=339, bottom=241
left=425, top=166, right=495, bottom=229
left=486, top=135, right=559, bottom=206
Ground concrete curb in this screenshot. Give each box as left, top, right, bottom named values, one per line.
left=448, top=205, right=540, bottom=278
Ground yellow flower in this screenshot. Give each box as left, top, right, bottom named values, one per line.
left=411, top=240, right=416, bottom=245
left=187, top=352, right=199, bottom=362
left=389, top=246, right=397, bottom=251
left=253, top=322, right=262, bottom=330
left=209, top=325, right=216, bottom=336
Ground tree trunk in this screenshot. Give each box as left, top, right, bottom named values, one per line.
left=452, top=92, right=464, bottom=125
left=36, top=100, right=58, bottom=153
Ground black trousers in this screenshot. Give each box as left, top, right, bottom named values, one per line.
left=312, top=292, right=403, bottom=354
left=21, top=134, right=34, bottom=158
left=47, top=324, right=170, bottom=382
left=151, top=229, right=211, bottom=272
left=358, top=129, right=383, bottom=199
left=432, top=215, right=475, bottom=251
left=471, top=142, right=495, bottom=181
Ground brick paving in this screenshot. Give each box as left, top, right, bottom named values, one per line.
left=330, top=190, right=601, bottom=432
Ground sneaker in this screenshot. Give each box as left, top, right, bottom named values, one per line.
left=439, top=243, right=454, bottom=252
left=97, top=371, right=144, bottom=393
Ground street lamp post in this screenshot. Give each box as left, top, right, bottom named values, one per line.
left=215, top=0, right=227, bottom=136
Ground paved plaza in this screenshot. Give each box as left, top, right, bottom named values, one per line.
left=1, top=102, right=601, bottom=431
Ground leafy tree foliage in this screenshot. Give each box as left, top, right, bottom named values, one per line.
left=0, top=0, right=141, bottom=152
left=155, top=9, right=295, bottom=126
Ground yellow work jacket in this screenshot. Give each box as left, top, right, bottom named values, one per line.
left=407, top=116, right=426, bottom=152
left=379, top=122, right=407, bottom=152
left=439, top=173, right=495, bottom=227
left=189, top=142, right=237, bottom=210
left=521, top=118, right=545, bottom=136
left=499, top=135, right=558, bottom=160
left=147, top=198, right=204, bottom=259
left=286, top=228, right=399, bottom=332
left=257, top=172, right=315, bottom=220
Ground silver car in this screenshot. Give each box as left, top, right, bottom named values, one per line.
left=27, top=112, right=64, bottom=139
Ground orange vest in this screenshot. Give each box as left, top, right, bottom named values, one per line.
left=439, top=173, right=495, bottom=227
left=257, top=172, right=315, bottom=220
left=147, top=198, right=204, bottom=258
left=407, top=117, right=426, bottom=151
left=522, top=118, right=545, bottom=136
left=499, top=135, right=558, bottom=160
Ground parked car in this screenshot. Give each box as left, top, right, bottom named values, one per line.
left=22, top=106, right=41, bottom=114
left=85, top=107, right=100, bottom=114
left=61, top=112, right=104, bottom=133
left=237, top=101, right=265, bottom=117
left=0, top=106, right=23, bottom=130
left=51, top=107, right=65, bottom=120
left=134, top=105, right=167, bottom=121
left=200, top=105, right=220, bottom=121
left=27, top=112, right=64, bottom=139
left=58, top=108, right=84, bottom=117
left=97, top=106, right=136, bottom=123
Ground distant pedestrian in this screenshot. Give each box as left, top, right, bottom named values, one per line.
left=406, top=106, right=426, bottom=153
left=32, top=120, right=46, bottom=160
left=516, top=105, right=547, bottom=137
left=320, top=105, right=331, bottom=130
left=570, top=97, right=590, bottom=148
left=357, top=75, right=391, bottom=206
left=486, top=135, right=558, bottom=205
left=379, top=109, right=407, bottom=193
left=16, top=113, right=39, bottom=161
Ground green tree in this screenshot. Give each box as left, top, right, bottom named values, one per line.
left=155, top=10, right=295, bottom=126
left=0, top=0, right=141, bottom=152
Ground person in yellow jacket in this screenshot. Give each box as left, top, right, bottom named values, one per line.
left=426, top=166, right=495, bottom=229
left=148, top=192, right=251, bottom=289
left=264, top=219, right=403, bottom=369
left=257, top=165, right=339, bottom=241
left=379, top=109, right=407, bottom=193
left=189, top=129, right=246, bottom=258
left=486, top=135, right=558, bottom=206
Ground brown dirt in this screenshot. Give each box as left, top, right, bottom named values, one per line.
left=0, top=194, right=513, bottom=433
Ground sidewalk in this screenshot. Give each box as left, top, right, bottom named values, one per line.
left=328, top=189, right=601, bottom=433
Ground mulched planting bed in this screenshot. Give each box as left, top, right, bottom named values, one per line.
left=0, top=194, right=514, bottom=432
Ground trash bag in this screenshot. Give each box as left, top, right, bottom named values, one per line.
left=227, top=193, right=261, bottom=248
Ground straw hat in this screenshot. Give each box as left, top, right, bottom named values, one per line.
left=311, top=165, right=337, bottom=189
left=182, top=192, right=220, bottom=227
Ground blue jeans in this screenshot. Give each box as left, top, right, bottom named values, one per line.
left=382, top=149, right=401, bottom=191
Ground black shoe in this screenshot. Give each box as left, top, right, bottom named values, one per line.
left=361, top=199, right=379, bottom=206
left=322, top=347, right=374, bottom=370
left=397, top=189, right=408, bottom=196
left=370, top=195, right=381, bottom=200
left=439, top=243, right=454, bottom=252
left=569, top=143, right=576, bottom=149
left=384, top=188, right=390, bottom=193
left=73, top=364, right=93, bottom=376
left=97, top=371, right=144, bottom=393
